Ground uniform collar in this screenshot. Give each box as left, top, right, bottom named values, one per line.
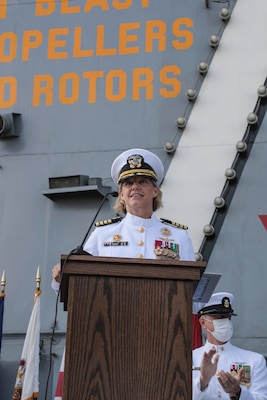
left=125, top=212, right=156, bottom=227
left=204, top=340, right=232, bottom=352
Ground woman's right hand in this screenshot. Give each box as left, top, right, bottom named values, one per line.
left=52, top=263, right=61, bottom=282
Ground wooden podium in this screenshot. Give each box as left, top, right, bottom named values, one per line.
left=60, top=255, right=205, bottom=400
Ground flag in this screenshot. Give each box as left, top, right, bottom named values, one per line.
left=54, top=348, right=65, bottom=400
left=192, top=302, right=203, bottom=350
left=192, top=313, right=203, bottom=349
left=12, top=289, right=41, bottom=400
left=0, top=269, right=6, bottom=356
left=0, top=293, right=5, bottom=355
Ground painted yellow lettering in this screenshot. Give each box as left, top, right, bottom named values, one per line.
left=61, top=0, right=80, bottom=14
left=112, top=0, right=132, bottom=10
left=59, top=73, right=80, bottom=104
left=83, top=70, right=104, bottom=103
left=84, top=0, right=109, bottom=12
left=22, top=30, right=42, bottom=61
left=159, top=65, right=181, bottom=97
left=0, top=32, right=17, bottom=62
left=32, top=74, right=54, bottom=106
left=0, top=0, right=7, bottom=19
left=0, top=76, right=17, bottom=107
left=172, top=18, right=193, bottom=50
left=73, top=27, right=94, bottom=58
left=145, top=20, right=166, bottom=52
left=106, top=70, right=127, bottom=101
left=119, top=22, right=140, bottom=55
left=132, top=67, right=153, bottom=100
left=47, top=28, right=69, bottom=60
left=96, top=25, right=116, bottom=56
left=35, top=0, right=55, bottom=16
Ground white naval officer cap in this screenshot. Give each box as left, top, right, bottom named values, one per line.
left=197, top=292, right=237, bottom=318
left=111, top=148, right=164, bottom=185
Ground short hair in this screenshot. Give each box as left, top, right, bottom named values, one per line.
left=113, top=182, right=163, bottom=215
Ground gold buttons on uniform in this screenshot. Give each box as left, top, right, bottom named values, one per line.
left=136, top=227, right=144, bottom=258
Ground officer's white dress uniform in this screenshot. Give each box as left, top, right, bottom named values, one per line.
left=193, top=293, right=267, bottom=400
left=84, top=212, right=195, bottom=260
left=193, top=341, right=267, bottom=400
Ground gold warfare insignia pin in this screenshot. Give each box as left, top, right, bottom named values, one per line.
left=113, top=234, right=122, bottom=241
left=161, top=227, right=171, bottom=237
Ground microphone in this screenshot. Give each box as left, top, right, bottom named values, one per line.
left=71, top=191, right=119, bottom=255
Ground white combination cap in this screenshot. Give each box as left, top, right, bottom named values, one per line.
left=111, top=148, right=164, bottom=185
left=198, top=292, right=237, bottom=318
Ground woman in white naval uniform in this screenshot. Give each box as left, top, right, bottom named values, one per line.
left=52, top=148, right=195, bottom=288
left=83, top=148, right=195, bottom=260
left=193, top=292, right=267, bottom=400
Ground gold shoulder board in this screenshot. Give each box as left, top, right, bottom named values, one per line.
left=160, top=218, right=188, bottom=230
left=95, top=216, right=123, bottom=227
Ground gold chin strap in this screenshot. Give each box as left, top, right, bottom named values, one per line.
left=118, top=169, right=157, bottom=183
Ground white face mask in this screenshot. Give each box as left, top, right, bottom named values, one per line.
left=206, top=318, right=233, bottom=343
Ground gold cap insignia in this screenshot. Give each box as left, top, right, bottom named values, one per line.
left=128, top=154, right=143, bottom=169
left=223, top=297, right=230, bottom=309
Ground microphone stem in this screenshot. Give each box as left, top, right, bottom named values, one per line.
left=80, top=196, right=106, bottom=248
left=80, top=192, right=116, bottom=248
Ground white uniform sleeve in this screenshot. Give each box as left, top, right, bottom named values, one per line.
left=83, top=228, right=99, bottom=256
left=239, top=354, right=267, bottom=400
left=192, top=376, right=207, bottom=400
left=51, top=278, right=60, bottom=293
left=180, top=230, right=195, bottom=261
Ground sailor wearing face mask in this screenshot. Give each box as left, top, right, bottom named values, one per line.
left=192, top=292, right=267, bottom=400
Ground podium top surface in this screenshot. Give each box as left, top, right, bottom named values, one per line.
left=59, top=254, right=206, bottom=310
left=60, top=254, right=205, bottom=278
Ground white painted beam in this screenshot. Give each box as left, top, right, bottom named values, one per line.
left=157, top=0, right=267, bottom=252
